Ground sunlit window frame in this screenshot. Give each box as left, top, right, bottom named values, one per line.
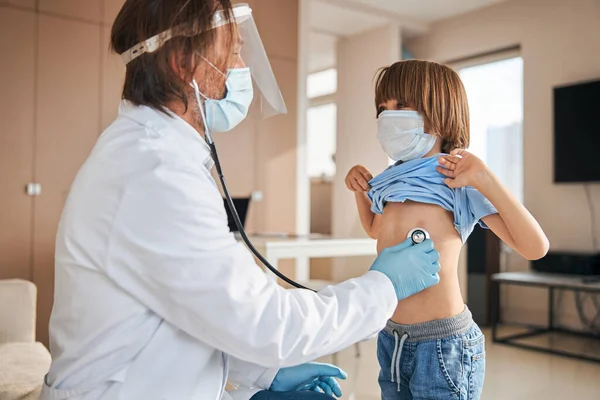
left=307, top=68, right=338, bottom=179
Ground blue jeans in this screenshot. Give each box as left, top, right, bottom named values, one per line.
left=251, top=392, right=334, bottom=399
left=377, top=308, right=486, bottom=400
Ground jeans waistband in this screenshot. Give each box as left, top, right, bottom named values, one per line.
left=384, top=306, right=473, bottom=342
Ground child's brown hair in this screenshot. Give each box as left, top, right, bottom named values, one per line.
left=374, top=60, right=470, bottom=153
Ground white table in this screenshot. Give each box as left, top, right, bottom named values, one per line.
left=243, top=235, right=377, bottom=362
left=242, top=235, right=378, bottom=281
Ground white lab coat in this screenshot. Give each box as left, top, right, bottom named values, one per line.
left=40, top=101, right=397, bottom=400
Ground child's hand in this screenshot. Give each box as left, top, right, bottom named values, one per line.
left=345, top=165, right=373, bottom=192
left=437, top=149, right=490, bottom=189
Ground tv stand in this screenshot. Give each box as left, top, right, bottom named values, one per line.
left=491, top=271, right=600, bottom=363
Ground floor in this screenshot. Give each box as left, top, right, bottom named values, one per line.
left=319, top=328, right=600, bottom=400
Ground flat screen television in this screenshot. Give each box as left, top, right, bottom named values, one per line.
left=554, top=78, right=600, bottom=183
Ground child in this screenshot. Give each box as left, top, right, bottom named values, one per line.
left=345, top=60, right=549, bottom=400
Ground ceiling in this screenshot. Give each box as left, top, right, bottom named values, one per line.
left=308, top=0, right=508, bottom=72
left=337, top=0, right=507, bottom=24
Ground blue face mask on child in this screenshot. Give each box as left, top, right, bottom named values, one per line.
left=191, top=57, right=254, bottom=134
left=377, top=110, right=437, bottom=162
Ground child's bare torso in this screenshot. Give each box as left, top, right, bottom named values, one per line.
left=378, top=201, right=465, bottom=324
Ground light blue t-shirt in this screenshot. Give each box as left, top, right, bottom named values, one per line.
left=367, top=154, right=498, bottom=243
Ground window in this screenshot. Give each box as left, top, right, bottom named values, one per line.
left=306, top=68, right=337, bottom=178
left=307, top=104, right=337, bottom=178
left=458, top=56, right=524, bottom=202
left=307, top=68, right=337, bottom=99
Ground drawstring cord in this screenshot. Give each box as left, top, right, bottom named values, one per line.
left=390, top=331, right=409, bottom=392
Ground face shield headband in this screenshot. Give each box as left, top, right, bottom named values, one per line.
left=119, top=3, right=286, bottom=118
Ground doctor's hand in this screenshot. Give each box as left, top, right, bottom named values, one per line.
left=345, top=165, right=373, bottom=192
left=270, top=362, right=347, bottom=397
left=370, top=238, right=440, bottom=300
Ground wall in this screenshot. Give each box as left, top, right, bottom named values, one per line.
left=0, top=0, right=299, bottom=344
left=228, top=0, right=300, bottom=280
left=310, top=178, right=333, bottom=235
left=309, top=178, right=333, bottom=280
left=0, top=0, right=125, bottom=345
left=225, top=0, right=299, bottom=239
left=407, top=0, right=600, bottom=327
left=332, top=23, right=401, bottom=281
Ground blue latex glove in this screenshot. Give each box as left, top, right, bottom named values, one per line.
left=370, top=238, right=440, bottom=300
left=270, top=362, right=347, bottom=397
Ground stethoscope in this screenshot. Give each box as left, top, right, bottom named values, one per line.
left=208, top=133, right=431, bottom=291
left=407, top=227, right=430, bottom=245
left=206, top=134, right=315, bottom=291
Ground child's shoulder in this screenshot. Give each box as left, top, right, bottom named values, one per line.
left=463, top=186, right=497, bottom=216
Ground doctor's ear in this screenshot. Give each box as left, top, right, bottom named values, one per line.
left=169, top=52, right=196, bottom=82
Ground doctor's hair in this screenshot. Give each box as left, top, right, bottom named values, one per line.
left=111, top=0, right=235, bottom=113
left=374, top=60, right=470, bottom=153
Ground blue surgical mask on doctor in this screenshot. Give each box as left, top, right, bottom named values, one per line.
left=191, top=56, right=254, bottom=133
left=377, top=110, right=437, bottom=162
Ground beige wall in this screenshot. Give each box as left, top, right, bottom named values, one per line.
left=332, top=23, right=402, bottom=281
left=0, top=0, right=299, bottom=343
left=0, top=0, right=125, bottom=345
left=222, top=0, right=299, bottom=238
left=407, top=0, right=600, bottom=327
left=228, top=0, right=300, bottom=280
left=310, top=178, right=333, bottom=235
left=309, top=178, right=333, bottom=280
left=0, top=4, right=35, bottom=284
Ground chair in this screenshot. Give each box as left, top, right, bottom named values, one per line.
left=0, top=279, right=51, bottom=400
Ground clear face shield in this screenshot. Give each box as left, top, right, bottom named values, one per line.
left=119, top=4, right=309, bottom=291
left=119, top=3, right=287, bottom=119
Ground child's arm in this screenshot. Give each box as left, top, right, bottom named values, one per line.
left=438, top=150, right=549, bottom=260
left=345, top=165, right=382, bottom=239
left=354, top=192, right=382, bottom=239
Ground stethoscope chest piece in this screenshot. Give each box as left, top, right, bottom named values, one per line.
left=407, top=227, right=430, bottom=245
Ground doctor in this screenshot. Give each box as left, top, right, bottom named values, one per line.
left=41, top=1, right=440, bottom=399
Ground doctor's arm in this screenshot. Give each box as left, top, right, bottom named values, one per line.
left=227, top=357, right=279, bottom=389
left=103, top=165, right=398, bottom=371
